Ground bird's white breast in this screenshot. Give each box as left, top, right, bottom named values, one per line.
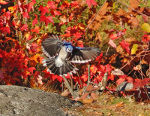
left=55, top=46, right=68, bottom=67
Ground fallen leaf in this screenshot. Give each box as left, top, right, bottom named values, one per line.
left=108, top=39, right=116, bottom=48
left=115, top=102, right=124, bottom=108
left=61, top=89, right=70, bottom=97
left=82, top=98, right=94, bottom=104
left=80, top=92, right=89, bottom=100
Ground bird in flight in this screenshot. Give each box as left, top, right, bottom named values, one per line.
left=42, top=35, right=100, bottom=76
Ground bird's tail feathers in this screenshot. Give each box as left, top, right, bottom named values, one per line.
left=42, top=59, right=78, bottom=76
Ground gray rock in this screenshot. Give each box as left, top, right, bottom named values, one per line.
left=0, top=85, right=80, bottom=116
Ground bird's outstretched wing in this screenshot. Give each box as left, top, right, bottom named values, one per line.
left=41, top=35, right=63, bottom=58
left=69, top=47, right=100, bottom=63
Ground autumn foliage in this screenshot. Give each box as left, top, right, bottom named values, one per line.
left=0, top=0, right=150, bottom=101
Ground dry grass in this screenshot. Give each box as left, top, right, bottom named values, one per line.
left=64, top=93, right=150, bottom=116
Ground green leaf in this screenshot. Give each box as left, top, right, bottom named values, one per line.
left=131, top=44, right=138, bottom=55
left=141, top=23, right=150, bottom=33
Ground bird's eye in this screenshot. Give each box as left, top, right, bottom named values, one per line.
left=66, top=47, right=71, bottom=52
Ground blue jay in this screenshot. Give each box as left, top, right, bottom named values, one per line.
left=42, top=35, right=100, bottom=76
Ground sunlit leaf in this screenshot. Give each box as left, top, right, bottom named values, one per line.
left=141, top=23, right=150, bottom=33
left=131, top=44, right=138, bottom=55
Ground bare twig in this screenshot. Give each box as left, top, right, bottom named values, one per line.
left=120, top=50, right=150, bottom=70
left=106, top=46, right=110, bottom=56
left=117, top=0, right=149, bottom=16
left=62, top=75, right=79, bottom=98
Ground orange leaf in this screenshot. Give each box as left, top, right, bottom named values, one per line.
left=115, top=102, right=124, bottom=108
left=82, top=98, right=94, bottom=104
left=129, top=0, right=139, bottom=10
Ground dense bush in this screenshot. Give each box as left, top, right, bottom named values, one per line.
left=0, top=0, right=149, bottom=100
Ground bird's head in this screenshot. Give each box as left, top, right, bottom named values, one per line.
left=65, top=45, right=73, bottom=53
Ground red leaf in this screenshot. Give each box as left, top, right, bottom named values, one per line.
left=32, top=15, right=38, bottom=26
left=120, top=40, right=130, bottom=53
left=126, top=76, right=133, bottom=83
left=30, top=43, right=38, bottom=52
left=70, top=1, right=79, bottom=7
left=39, top=5, right=49, bottom=15
left=73, top=32, right=82, bottom=40
left=95, top=53, right=103, bottom=63
left=53, top=10, right=61, bottom=16
left=32, top=0, right=36, bottom=3
left=109, top=33, right=118, bottom=40
left=28, top=67, right=36, bottom=74
left=46, top=16, right=54, bottom=25
left=109, top=29, right=126, bottom=40
left=31, top=26, right=39, bottom=33
left=47, top=1, right=56, bottom=9
left=86, top=0, right=97, bottom=8
left=0, top=54, right=2, bottom=58
left=5, top=11, right=11, bottom=20
left=51, top=74, right=62, bottom=82
left=105, top=64, right=112, bottom=72
left=0, top=26, right=10, bottom=34
left=40, top=15, right=54, bottom=25
left=20, top=24, right=28, bottom=31
left=28, top=2, right=34, bottom=12
left=142, top=34, right=150, bottom=43
left=23, top=12, right=29, bottom=18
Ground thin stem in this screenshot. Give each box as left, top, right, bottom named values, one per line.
left=62, top=75, right=79, bottom=98
left=99, top=72, right=108, bottom=90
left=83, top=64, right=91, bottom=94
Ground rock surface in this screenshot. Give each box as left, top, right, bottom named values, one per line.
left=0, top=85, right=80, bottom=116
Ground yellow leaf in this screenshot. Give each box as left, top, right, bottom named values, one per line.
left=131, top=44, right=138, bottom=55
left=141, top=23, right=150, bottom=33
left=30, top=54, right=42, bottom=63
left=8, top=6, right=16, bottom=13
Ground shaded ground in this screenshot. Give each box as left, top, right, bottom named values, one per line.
left=64, top=94, right=150, bottom=116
